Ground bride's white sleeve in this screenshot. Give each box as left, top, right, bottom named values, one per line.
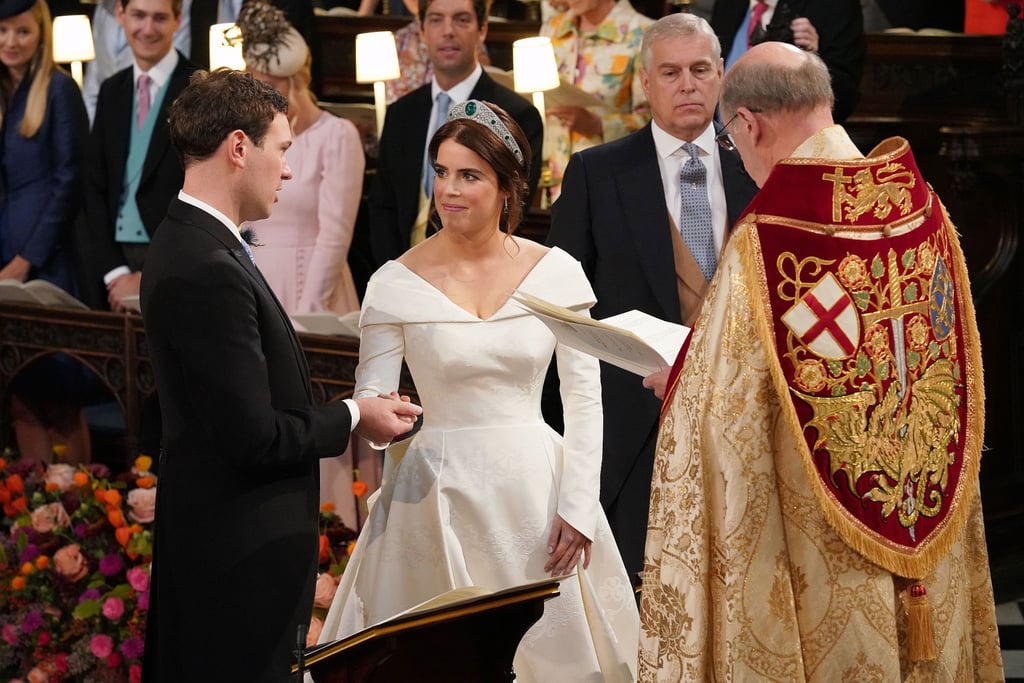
left=353, top=320, right=405, bottom=400
left=554, top=305, right=603, bottom=543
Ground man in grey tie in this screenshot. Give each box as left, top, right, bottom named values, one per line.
left=547, top=13, right=758, bottom=581
left=367, top=0, right=543, bottom=268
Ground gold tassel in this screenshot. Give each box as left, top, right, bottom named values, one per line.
left=907, top=583, right=937, bottom=661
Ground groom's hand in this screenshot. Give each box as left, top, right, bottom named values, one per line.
left=353, top=393, right=422, bottom=444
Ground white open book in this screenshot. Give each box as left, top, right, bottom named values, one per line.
left=513, top=292, right=689, bottom=377
left=483, top=66, right=608, bottom=111
left=291, top=310, right=361, bottom=337
left=0, top=279, right=88, bottom=310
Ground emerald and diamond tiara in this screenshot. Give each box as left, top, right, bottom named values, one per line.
left=446, top=100, right=525, bottom=166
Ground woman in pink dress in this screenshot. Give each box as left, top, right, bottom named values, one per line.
left=238, top=2, right=375, bottom=531
left=239, top=2, right=364, bottom=316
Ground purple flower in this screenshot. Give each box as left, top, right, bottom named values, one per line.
left=84, top=463, right=111, bottom=480
left=19, top=544, right=40, bottom=564
left=73, top=523, right=88, bottom=539
left=2, top=623, right=19, bottom=645
left=99, top=553, right=123, bottom=577
left=79, top=588, right=101, bottom=603
left=126, top=567, right=150, bottom=592
left=60, top=490, right=82, bottom=514
left=90, top=633, right=113, bottom=658
left=120, top=636, right=145, bottom=660
left=102, top=597, right=125, bottom=621
left=20, top=610, right=43, bottom=633
left=137, top=589, right=149, bottom=611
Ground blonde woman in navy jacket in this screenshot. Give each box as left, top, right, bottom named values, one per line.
left=0, top=0, right=89, bottom=462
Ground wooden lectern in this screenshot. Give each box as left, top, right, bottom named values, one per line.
left=295, top=580, right=561, bottom=682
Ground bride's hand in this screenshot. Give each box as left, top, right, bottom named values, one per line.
left=544, top=515, right=592, bottom=576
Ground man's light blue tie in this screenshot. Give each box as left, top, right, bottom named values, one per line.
left=679, top=142, right=717, bottom=282
left=423, top=92, right=452, bottom=198
left=241, top=240, right=256, bottom=265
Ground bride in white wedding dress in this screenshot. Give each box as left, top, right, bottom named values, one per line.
left=318, top=101, right=639, bottom=681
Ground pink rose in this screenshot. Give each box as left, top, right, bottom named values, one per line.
left=103, top=597, right=125, bottom=620
left=27, top=668, right=48, bottom=683
left=127, top=566, right=150, bottom=592
left=43, top=464, right=77, bottom=491
left=313, top=572, right=339, bottom=609
left=30, top=502, right=71, bottom=534
left=2, top=623, right=18, bottom=645
left=90, top=633, right=113, bottom=658
left=126, top=487, right=157, bottom=524
left=306, top=616, right=323, bottom=647
left=53, top=544, right=89, bottom=581
left=130, top=664, right=142, bottom=683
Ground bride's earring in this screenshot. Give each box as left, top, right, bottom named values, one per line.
left=504, top=196, right=509, bottom=213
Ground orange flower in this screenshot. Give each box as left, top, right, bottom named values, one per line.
left=35, top=556, right=50, bottom=570
left=6, top=473, right=24, bottom=494
left=0, top=457, right=7, bottom=469
left=20, top=562, right=34, bottom=576
left=0, top=487, right=10, bottom=504
left=108, top=508, right=126, bottom=529
left=318, top=534, right=330, bottom=564
left=352, top=481, right=368, bottom=497
left=10, top=496, right=28, bottom=513
left=104, top=489, right=122, bottom=506
left=320, top=501, right=336, bottom=514
left=73, top=471, right=89, bottom=487
left=135, top=455, right=153, bottom=473
left=346, top=541, right=356, bottom=556
left=11, top=576, right=26, bottom=590
left=52, top=444, right=69, bottom=460
left=135, top=476, right=156, bottom=489
left=93, top=488, right=108, bottom=504
left=45, top=482, right=60, bottom=493
left=115, top=526, right=134, bottom=547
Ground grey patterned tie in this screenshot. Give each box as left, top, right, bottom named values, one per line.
left=679, top=142, right=717, bottom=282
left=423, top=91, right=452, bottom=198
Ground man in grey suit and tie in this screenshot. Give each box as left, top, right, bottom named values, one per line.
left=547, top=13, right=759, bottom=580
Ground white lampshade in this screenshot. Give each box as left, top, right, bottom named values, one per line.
left=355, top=31, right=400, bottom=83
left=512, top=37, right=558, bottom=93
left=52, top=15, right=95, bottom=64
left=209, top=22, right=245, bottom=71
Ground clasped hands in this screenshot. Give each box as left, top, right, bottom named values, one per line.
left=353, top=391, right=422, bottom=445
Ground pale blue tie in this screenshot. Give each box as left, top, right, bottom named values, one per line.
left=241, top=239, right=255, bottom=265
left=679, top=142, right=717, bottom=282
left=423, top=92, right=452, bottom=198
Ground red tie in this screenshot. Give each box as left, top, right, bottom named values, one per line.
left=137, top=74, right=151, bottom=130
left=748, top=1, right=769, bottom=46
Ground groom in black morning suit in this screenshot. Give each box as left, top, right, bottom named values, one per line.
left=547, top=14, right=758, bottom=580
left=368, top=0, right=543, bottom=268
left=140, top=70, right=421, bottom=683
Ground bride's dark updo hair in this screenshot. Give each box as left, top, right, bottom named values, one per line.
left=428, top=101, right=532, bottom=235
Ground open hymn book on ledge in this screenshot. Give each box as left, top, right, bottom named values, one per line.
left=0, top=279, right=87, bottom=310
left=512, top=292, right=689, bottom=377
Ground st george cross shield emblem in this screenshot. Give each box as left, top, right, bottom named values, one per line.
left=780, top=272, right=859, bottom=359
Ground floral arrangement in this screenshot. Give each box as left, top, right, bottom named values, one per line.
left=1, top=450, right=363, bottom=679
left=308, top=499, right=358, bottom=646
left=0, top=451, right=156, bottom=683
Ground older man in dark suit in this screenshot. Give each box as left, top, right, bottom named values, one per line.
left=548, top=13, right=758, bottom=581
left=140, top=70, right=421, bottom=683
left=78, top=0, right=196, bottom=312
left=368, top=0, right=543, bottom=268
